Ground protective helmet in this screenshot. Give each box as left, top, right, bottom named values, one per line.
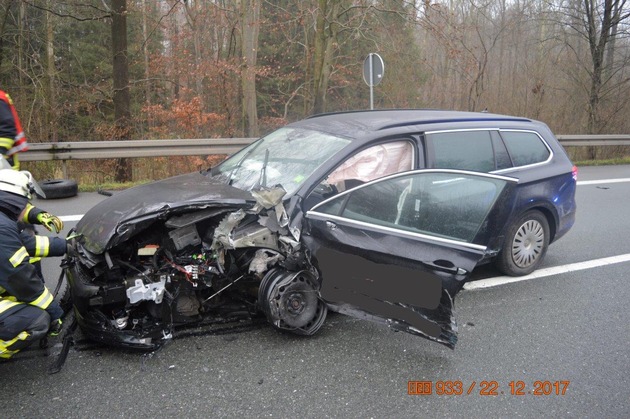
left=0, top=169, right=36, bottom=199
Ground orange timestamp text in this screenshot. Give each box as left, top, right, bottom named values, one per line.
left=407, top=380, right=570, bottom=396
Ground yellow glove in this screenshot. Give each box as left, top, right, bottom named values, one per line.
left=48, top=318, right=63, bottom=337
left=36, top=212, right=64, bottom=233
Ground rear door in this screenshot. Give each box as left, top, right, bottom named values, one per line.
left=304, top=170, right=517, bottom=348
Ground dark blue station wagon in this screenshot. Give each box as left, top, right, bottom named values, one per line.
left=67, top=110, right=577, bottom=350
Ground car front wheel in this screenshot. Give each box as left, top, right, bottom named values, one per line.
left=496, top=210, right=550, bottom=276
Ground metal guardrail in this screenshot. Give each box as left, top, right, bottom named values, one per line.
left=20, top=138, right=256, bottom=162
left=18, top=135, right=630, bottom=162
left=557, top=134, right=630, bottom=146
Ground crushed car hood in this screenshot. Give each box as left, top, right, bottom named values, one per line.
left=76, top=172, right=254, bottom=254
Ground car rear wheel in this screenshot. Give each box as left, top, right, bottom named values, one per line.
left=496, top=210, right=550, bottom=276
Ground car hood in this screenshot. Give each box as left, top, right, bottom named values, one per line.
left=76, top=171, right=254, bottom=254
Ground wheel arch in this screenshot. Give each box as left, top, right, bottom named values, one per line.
left=525, top=204, right=558, bottom=244
left=494, top=206, right=554, bottom=276
left=492, top=202, right=557, bottom=255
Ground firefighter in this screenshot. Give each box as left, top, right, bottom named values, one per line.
left=0, top=87, right=64, bottom=280
left=0, top=89, right=28, bottom=171
left=0, top=88, right=63, bottom=233
left=0, top=169, right=67, bottom=359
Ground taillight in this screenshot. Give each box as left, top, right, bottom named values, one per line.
left=572, top=165, right=578, bottom=181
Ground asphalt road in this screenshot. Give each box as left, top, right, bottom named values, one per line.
left=1, top=165, right=629, bottom=418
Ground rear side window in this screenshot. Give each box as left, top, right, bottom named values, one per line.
left=427, top=131, right=495, bottom=172
left=501, top=131, right=550, bottom=166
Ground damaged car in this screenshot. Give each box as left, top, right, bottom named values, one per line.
left=65, top=110, right=576, bottom=350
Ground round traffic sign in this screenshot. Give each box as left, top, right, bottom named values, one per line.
left=363, top=53, right=385, bottom=87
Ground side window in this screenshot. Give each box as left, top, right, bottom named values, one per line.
left=327, top=141, right=414, bottom=190
left=315, top=172, right=507, bottom=244
left=501, top=131, right=550, bottom=166
left=343, top=176, right=411, bottom=224
left=427, top=131, right=495, bottom=172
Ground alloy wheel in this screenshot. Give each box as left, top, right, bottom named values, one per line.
left=511, top=219, right=545, bottom=268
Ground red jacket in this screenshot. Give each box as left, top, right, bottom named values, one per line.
left=0, top=90, right=28, bottom=170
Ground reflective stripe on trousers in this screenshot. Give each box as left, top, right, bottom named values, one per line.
left=0, top=300, right=29, bottom=359
left=0, top=331, right=29, bottom=359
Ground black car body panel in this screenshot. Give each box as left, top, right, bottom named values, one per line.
left=77, top=172, right=254, bottom=254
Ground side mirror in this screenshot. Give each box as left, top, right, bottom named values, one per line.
left=303, top=182, right=338, bottom=211
left=312, top=182, right=336, bottom=196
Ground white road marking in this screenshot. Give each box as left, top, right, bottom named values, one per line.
left=577, top=178, right=630, bottom=185
left=464, top=253, right=630, bottom=290
left=59, top=215, right=83, bottom=222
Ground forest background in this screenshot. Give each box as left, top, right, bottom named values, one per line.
left=1, top=0, right=628, bottom=184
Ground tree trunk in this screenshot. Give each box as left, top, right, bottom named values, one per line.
left=0, top=1, right=15, bottom=74
left=111, top=0, right=132, bottom=182
left=603, top=1, right=619, bottom=83
left=45, top=0, right=56, bottom=142
left=240, top=0, right=260, bottom=137
left=18, top=0, right=24, bottom=86
left=142, top=0, right=150, bottom=105
left=585, top=0, right=618, bottom=134
left=183, top=1, right=204, bottom=96
left=312, top=0, right=340, bottom=115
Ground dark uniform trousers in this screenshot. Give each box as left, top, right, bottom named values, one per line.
left=0, top=300, right=50, bottom=358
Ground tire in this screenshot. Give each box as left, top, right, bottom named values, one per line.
left=37, top=179, right=78, bottom=199
left=259, top=268, right=328, bottom=336
left=52, top=269, right=73, bottom=318
left=55, top=279, right=74, bottom=318
left=496, top=210, right=550, bottom=276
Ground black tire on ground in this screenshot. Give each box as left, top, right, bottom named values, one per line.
left=37, top=179, right=78, bottom=199
left=55, top=278, right=74, bottom=318
left=495, top=210, right=550, bottom=277
left=51, top=267, right=73, bottom=318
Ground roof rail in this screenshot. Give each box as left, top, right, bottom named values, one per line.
left=377, top=117, right=531, bottom=131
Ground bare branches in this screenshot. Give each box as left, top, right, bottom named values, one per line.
left=21, top=0, right=110, bottom=21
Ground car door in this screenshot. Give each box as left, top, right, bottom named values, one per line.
left=304, top=169, right=517, bottom=348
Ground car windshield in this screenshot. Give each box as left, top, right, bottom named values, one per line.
left=214, top=127, right=351, bottom=195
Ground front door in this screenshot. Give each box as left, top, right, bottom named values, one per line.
left=304, top=170, right=517, bottom=348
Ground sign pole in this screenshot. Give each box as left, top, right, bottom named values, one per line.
left=369, top=53, right=374, bottom=110
left=363, top=53, right=384, bottom=111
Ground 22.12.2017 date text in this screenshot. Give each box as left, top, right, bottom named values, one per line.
left=407, top=380, right=570, bottom=396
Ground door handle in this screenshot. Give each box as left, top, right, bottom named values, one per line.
left=326, top=221, right=337, bottom=231
left=422, top=260, right=467, bottom=275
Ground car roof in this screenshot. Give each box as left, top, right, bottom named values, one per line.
left=289, top=109, right=534, bottom=139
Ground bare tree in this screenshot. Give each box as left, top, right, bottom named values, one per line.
left=44, top=0, right=56, bottom=142
left=0, top=0, right=15, bottom=77
left=240, top=0, right=260, bottom=136
left=312, top=0, right=342, bottom=114
left=420, top=0, right=511, bottom=111
left=112, top=0, right=132, bottom=182
left=555, top=0, right=630, bottom=133
left=583, top=0, right=630, bottom=133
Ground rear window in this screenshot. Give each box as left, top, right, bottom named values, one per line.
left=427, top=131, right=495, bottom=172
left=501, top=131, right=550, bottom=166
